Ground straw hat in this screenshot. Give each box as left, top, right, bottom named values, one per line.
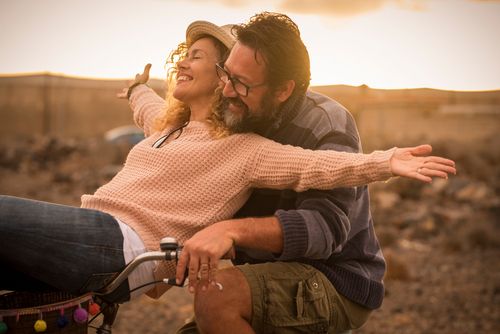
left=186, top=20, right=236, bottom=49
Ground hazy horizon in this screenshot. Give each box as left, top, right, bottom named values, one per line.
left=2, top=70, right=500, bottom=93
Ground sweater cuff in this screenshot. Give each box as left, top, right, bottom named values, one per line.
left=372, top=147, right=397, bottom=181
left=275, top=210, right=309, bottom=261
left=128, top=84, right=151, bottom=108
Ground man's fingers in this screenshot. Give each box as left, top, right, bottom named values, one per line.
left=199, top=259, right=211, bottom=291
left=175, top=251, right=189, bottom=285
left=188, top=255, right=200, bottom=293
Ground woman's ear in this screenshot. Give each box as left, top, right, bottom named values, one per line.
left=274, top=80, right=296, bottom=103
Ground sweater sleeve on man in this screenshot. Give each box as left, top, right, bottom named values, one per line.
left=128, top=85, right=165, bottom=136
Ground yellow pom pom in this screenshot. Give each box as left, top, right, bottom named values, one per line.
left=34, top=319, right=47, bottom=332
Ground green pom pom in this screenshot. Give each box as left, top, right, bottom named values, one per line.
left=0, top=321, right=8, bottom=334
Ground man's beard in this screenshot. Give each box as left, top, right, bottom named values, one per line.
left=219, top=92, right=282, bottom=136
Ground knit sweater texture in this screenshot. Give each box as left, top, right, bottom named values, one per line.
left=81, top=85, right=393, bottom=298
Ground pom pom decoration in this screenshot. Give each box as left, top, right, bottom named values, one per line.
left=73, top=304, right=88, bottom=324
left=88, top=301, right=100, bottom=316
left=34, top=319, right=47, bottom=332
left=57, top=308, right=69, bottom=328
left=0, top=292, right=94, bottom=333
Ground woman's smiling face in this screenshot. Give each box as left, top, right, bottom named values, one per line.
left=173, top=37, right=223, bottom=107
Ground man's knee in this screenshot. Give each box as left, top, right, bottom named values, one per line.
left=194, top=267, right=252, bottom=326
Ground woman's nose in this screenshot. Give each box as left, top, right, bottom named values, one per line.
left=177, top=58, right=188, bottom=69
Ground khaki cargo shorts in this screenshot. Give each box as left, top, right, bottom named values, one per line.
left=237, top=261, right=371, bottom=333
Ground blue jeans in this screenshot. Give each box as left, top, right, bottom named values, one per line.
left=0, top=195, right=130, bottom=302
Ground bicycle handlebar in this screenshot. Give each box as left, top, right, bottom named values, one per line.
left=95, top=237, right=183, bottom=296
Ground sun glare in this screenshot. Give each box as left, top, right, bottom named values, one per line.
left=0, top=0, right=498, bottom=91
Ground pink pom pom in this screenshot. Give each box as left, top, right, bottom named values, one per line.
left=73, top=306, right=88, bottom=324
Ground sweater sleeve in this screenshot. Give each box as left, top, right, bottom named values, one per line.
left=247, top=137, right=395, bottom=191
left=128, top=85, right=166, bottom=137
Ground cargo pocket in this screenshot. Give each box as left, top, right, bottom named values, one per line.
left=263, top=272, right=330, bottom=333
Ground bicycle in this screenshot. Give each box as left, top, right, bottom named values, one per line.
left=0, top=237, right=185, bottom=334
left=1, top=238, right=353, bottom=334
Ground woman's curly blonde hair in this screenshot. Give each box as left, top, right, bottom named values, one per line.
left=153, top=35, right=232, bottom=138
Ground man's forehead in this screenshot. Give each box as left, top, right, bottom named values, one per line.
left=226, top=42, right=266, bottom=79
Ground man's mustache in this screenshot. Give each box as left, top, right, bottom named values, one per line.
left=224, top=96, right=246, bottom=109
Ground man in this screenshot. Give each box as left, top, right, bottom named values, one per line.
left=176, top=12, right=383, bottom=333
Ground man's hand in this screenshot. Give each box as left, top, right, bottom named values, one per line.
left=390, top=144, right=456, bottom=183
left=117, top=63, right=152, bottom=99
left=175, top=221, right=236, bottom=293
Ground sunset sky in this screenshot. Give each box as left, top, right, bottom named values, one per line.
left=0, top=0, right=499, bottom=91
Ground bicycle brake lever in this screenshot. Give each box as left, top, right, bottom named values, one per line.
left=163, top=244, right=188, bottom=287
left=164, top=265, right=188, bottom=287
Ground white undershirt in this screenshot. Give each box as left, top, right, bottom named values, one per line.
left=116, top=219, right=156, bottom=299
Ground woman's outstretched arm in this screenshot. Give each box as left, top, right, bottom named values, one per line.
left=117, top=64, right=166, bottom=136
left=247, top=138, right=456, bottom=191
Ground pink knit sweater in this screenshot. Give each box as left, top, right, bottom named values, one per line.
left=81, top=85, right=394, bottom=297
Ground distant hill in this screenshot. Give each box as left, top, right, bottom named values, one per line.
left=0, top=74, right=499, bottom=145
left=311, top=84, right=500, bottom=115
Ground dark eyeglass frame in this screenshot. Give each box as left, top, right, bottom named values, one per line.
left=152, top=121, right=189, bottom=148
left=215, top=63, right=266, bottom=97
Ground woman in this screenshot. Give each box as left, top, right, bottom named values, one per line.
left=0, top=21, right=455, bottom=302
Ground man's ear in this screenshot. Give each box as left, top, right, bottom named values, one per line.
left=274, top=80, right=295, bottom=103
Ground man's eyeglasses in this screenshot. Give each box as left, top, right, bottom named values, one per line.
left=215, top=63, right=266, bottom=97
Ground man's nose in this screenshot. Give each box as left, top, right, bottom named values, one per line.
left=221, top=80, right=238, bottom=98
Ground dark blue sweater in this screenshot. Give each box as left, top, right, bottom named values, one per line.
left=234, top=90, right=386, bottom=309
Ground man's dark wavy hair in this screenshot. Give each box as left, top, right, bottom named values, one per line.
left=233, top=12, right=311, bottom=99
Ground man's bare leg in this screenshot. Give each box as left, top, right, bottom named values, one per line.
left=194, top=267, right=254, bottom=334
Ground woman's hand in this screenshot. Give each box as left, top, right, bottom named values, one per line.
left=390, top=144, right=456, bottom=183
left=117, top=63, right=152, bottom=99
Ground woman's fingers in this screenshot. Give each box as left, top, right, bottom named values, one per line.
left=138, top=63, right=151, bottom=83
left=116, top=87, right=129, bottom=99
left=427, top=156, right=456, bottom=167
left=418, top=167, right=449, bottom=180
left=143, top=63, right=152, bottom=76
left=421, top=159, right=456, bottom=175
left=409, top=144, right=433, bottom=156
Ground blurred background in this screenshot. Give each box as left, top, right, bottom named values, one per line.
left=0, top=0, right=499, bottom=333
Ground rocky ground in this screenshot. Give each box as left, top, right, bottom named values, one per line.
left=0, top=135, right=499, bottom=333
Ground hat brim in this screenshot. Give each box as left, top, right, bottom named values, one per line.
left=186, top=20, right=235, bottom=50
